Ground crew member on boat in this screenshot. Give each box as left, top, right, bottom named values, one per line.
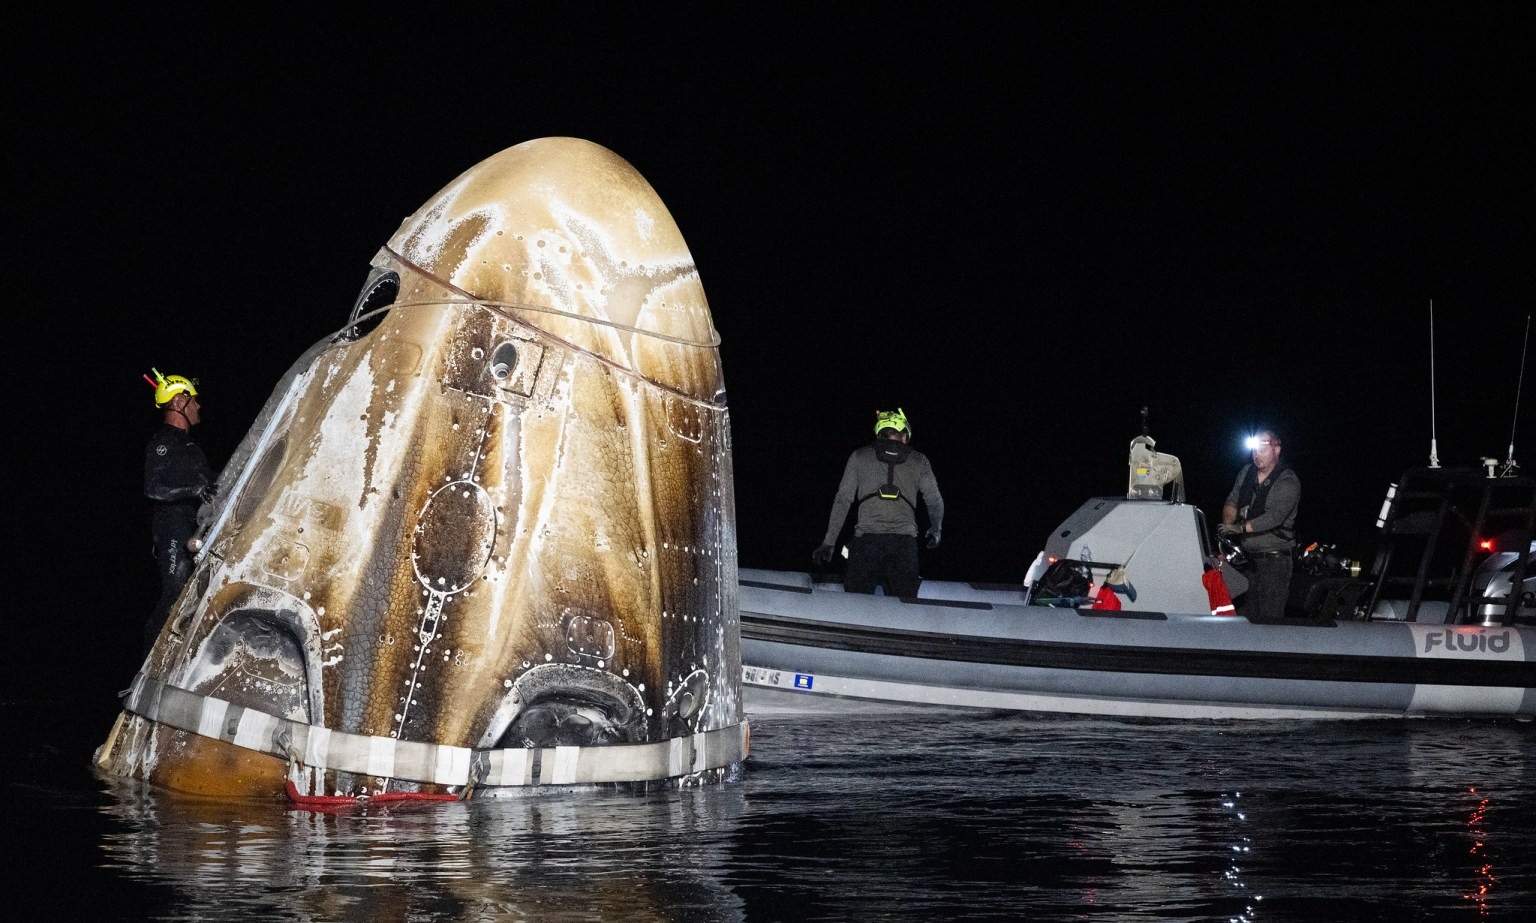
left=1220, top=428, right=1300, bottom=620
left=813, top=408, right=944, bottom=597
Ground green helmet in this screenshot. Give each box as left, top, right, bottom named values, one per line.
left=148, top=368, right=199, bottom=407
left=873, top=407, right=910, bottom=437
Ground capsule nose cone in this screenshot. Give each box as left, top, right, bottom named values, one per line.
left=386, top=137, right=719, bottom=399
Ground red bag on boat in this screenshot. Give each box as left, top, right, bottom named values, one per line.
left=1204, top=568, right=1236, bottom=616
left=1091, top=585, right=1122, bottom=610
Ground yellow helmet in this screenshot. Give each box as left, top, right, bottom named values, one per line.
left=147, top=368, right=199, bottom=407
left=873, top=407, right=910, bottom=437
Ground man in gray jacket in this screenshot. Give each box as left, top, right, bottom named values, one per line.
left=813, top=408, right=944, bottom=597
left=1220, top=428, right=1300, bottom=620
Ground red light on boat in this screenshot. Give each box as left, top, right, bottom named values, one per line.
left=1478, top=538, right=1495, bottom=552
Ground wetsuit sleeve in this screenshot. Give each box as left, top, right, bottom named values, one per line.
left=1245, top=470, right=1300, bottom=536
left=145, top=435, right=215, bottom=503
left=821, top=452, right=861, bottom=546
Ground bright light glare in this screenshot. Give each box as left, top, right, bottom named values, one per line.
left=1244, top=436, right=1262, bottom=450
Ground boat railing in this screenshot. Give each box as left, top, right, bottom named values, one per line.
left=1362, top=466, right=1533, bottom=625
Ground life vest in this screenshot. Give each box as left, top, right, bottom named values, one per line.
left=1235, top=463, right=1295, bottom=542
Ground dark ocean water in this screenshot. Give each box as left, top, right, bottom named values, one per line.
left=10, top=695, right=1535, bottom=922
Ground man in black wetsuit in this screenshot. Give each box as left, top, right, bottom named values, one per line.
left=143, top=369, right=216, bottom=654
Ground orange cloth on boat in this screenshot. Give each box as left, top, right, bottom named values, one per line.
left=1091, top=584, right=1122, bottom=610
left=1204, top=568, right=1236, bottom=616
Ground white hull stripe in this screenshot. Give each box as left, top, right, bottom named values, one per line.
left=123, top=673, right=747, bottom=788
left=743, top=669, right=1425, bottom=720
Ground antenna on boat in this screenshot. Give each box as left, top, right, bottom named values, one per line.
left=1501, top=314, right=1529, bottom=477
left=1428, top=300, right=1440, bottom=468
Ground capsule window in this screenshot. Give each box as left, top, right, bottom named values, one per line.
left=340, top=268, right=400, bottom=341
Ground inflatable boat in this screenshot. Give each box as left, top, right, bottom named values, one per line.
left=740, top=434, right=1534, bottom=719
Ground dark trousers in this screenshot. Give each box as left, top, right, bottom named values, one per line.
left=845, top=533, right=921, bottom=597
left=1238, top=553, right=1292, bottom=621
left=148, top=512, right=196, bottom=654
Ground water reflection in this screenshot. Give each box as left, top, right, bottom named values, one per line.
left=100, top=781, right=749, bottom=921
left=1404, top=723, right=1532, bottom=921
left=73, top=711, right=1536, bottom=921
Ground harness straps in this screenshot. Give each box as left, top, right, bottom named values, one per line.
left=859, top=453, right=917, bottom=511
left=1237, top=464, right=1294, bottom=542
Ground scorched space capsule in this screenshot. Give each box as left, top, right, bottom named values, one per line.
left=95, top=137, right=747, bottom=803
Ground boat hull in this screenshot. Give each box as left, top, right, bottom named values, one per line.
left=740, top=569, right=1536, bottom=719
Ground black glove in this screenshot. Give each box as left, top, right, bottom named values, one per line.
left=1217, top=523, right=1241, bottom=536
left=812, top=544, right=835, bottom=566
left=925, top=528, right=941, bottom=549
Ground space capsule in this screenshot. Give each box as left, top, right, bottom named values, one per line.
left=95, top=138, right=746, bottom=802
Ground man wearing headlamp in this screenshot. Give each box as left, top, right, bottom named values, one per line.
left=1220, top=429, right=1300, bottom=620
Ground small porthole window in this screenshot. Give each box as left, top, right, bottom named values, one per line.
left=490, top=342, right=518, bottom=380
left=340, top=268, right=401, bottom=341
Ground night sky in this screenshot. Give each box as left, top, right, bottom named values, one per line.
left=15, top=6, right=1531, bottom=685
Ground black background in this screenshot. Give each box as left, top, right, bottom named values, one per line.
left=12, top=5, right=1531, bottom=689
